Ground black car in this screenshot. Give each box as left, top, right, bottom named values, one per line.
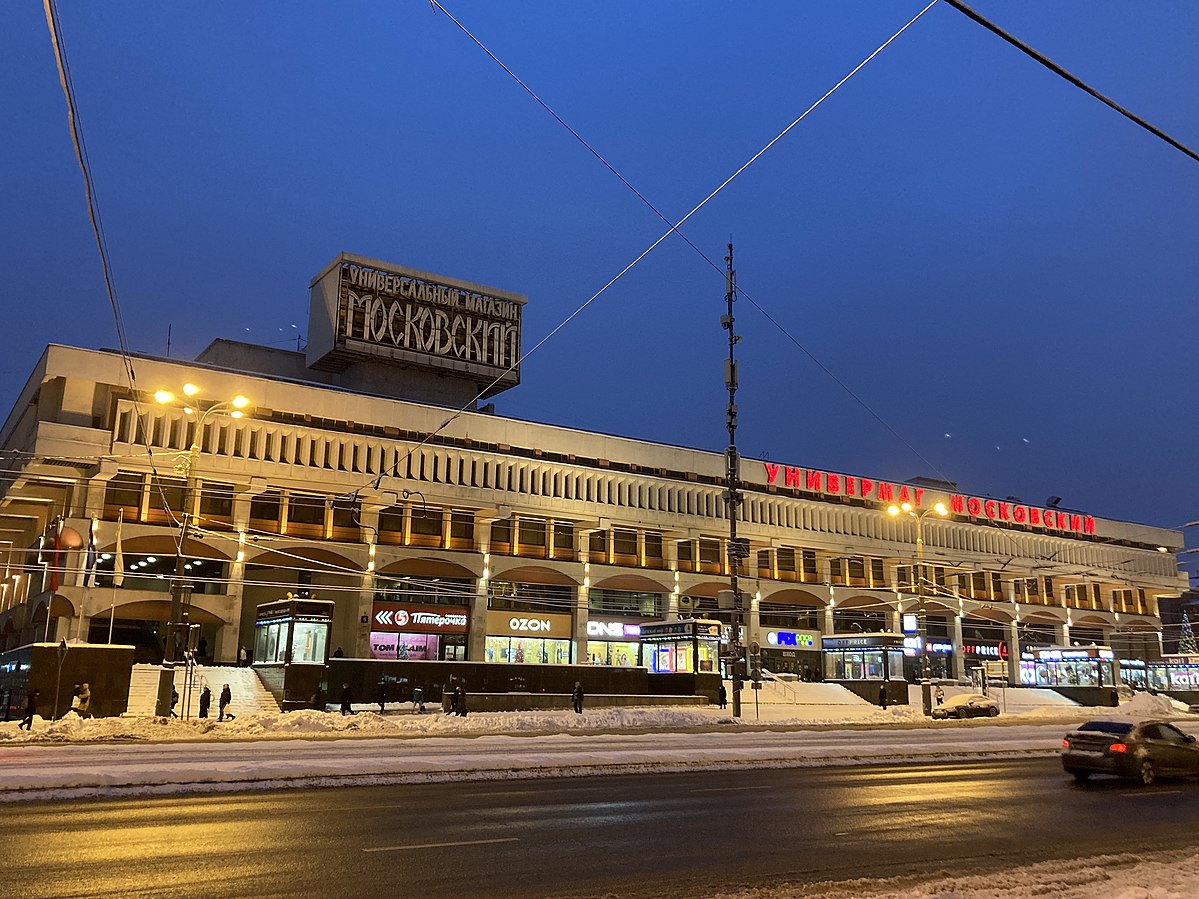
left=1061, top=719, right=1199, bottom=785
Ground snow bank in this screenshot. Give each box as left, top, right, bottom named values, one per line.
left=1119, top=691, right=1191, bottom=717
left=711, top=850, right=1199, bottom=899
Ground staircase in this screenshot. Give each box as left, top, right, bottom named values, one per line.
left=126, top=664, right=281, bottom=717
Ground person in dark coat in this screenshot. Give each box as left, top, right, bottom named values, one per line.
left=377, top=679, right=389, bottom=713
left=332, top=646, right=345, bottom=658
left=18, top=690, right=39, bottom=730
left=454, top=685, right=467, bottom=717
left=198, top=686, right=211, bottom=719
left=170, top=688, right=180, bottom=718
left=718, top=684, right=728, bottom=709
left=446, top=685, right=458, bottom=715
left=571, top=681, right=584, bottom=714
left=69, top=683, right=92, bottom=718
left=878, top=682, right=889, bottom=710
left=218, top=683, right=234, bottom=721
left=310, top=688, right=325, bottom=711
left=340, top=682, right=353, bottom=716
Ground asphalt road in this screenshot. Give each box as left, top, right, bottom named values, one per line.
left=4, top=759, right=1198, bottom=899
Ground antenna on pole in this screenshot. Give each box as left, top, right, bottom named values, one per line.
left=721, top=242, right=747, bottom=719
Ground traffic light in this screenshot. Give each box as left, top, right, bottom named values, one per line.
left=749, top=641, right=761, bottom=682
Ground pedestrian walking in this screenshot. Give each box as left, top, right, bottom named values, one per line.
left=219, top=683, right=234, bottom=721
left=238, top=646, right=248, bottom=667
left=198, top=686, right=211, bottom=719
left=197, top=637, right=208, bottom=661
left=376, top=679, right=389, bottom=713
left=454, top=685, right=467, bottom=717
left=69, top=682, right=92, bottom=718
left=340, top=682, right=353, bottom=716
left=170, top=688, right=180, bottom=718
left=412, top=685, right=424, bottom=713
left=718, top=684, right=728, bottom=709
left=446, top=685, right=458, bottom=715
left=18, top=689, right=39, bottom=730
left=934, top=685, right=945, bottom=706
left=310, top=688, right=325, bottom=711
left=571, top=681, right=584, bottom=714
left=878, top=681, right=889, bottom=710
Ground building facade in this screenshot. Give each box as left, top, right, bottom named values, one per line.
left=0, top=255, right=1187, bottom=683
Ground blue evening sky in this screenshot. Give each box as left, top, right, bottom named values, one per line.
left=2, top=2, right=1197, bottom=567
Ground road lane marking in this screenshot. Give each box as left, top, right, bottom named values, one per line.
left=1119, top=790, right=1182, bottom=797
left=689, top=786, right=773, bottom=793
left=363, top=837, right=519, bottom=853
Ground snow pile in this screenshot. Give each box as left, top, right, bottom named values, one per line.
left=1119, top=691, right=1191, bottom=717
left=711, top=850, right=1199, bottom=899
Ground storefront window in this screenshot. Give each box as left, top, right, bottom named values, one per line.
left=484, top=636, right=571, bottom=665
left=586, top=640, right=639, bottom=666
left=291, top=620, right=328, bottom=663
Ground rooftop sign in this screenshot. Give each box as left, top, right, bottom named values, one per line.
left=761, top=463, right=1095, bottom=536
left=307, top=253, right=525, bottom=393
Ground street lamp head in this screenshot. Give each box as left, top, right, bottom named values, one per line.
left=933, top=502, right=948, bottom=517
left=182, top=383, right=200, bottom=397
left=153, top=390, right=174, bottom=404
left=887, top=505, right=901, bottom=517
left=231, top=395, right=249, bottom=409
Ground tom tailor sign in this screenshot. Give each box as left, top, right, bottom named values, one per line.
left=760, top=463, right=1095, bottom=536
left=308, top=253, right=526, bottom=388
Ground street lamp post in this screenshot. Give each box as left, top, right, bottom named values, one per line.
left=888, top=500, right=948, bottom=716
left=151, top=384, right=248, bottom=718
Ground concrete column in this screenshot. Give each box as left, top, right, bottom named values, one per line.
left=469, top=521, right=492, bottom=662
left=891, top=607, right=902, bottom=634
left=952, top=614, right=966, bottom=679
left=824, top=604, right=835, bottom=636
left=1005, top=619, right=1020, bottom=684
left=1054, top=621, right=1070, bottom=646
left=574, top=582, right=589, bottom=664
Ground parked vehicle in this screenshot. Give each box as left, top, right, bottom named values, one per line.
left=930, top=693, right=1000, bottom=719
left=1061, top=719, right=1199, bottom=785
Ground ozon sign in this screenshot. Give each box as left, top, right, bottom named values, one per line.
left=487, top=610, right=571, bottom=639
left=761, top=462, right=1095, bottom=536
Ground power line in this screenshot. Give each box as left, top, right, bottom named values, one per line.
left=943, top=0, right=1199, bottom=165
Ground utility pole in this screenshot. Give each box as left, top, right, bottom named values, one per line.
left=721, top=243, right=746, bottom=719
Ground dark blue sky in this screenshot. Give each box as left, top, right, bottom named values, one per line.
left=3, top=2, right=1197, bottom=563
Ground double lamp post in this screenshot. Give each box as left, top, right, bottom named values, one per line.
left=151, top=384, right=248, bottom=718
left=888, top=500, right=948, bottom=716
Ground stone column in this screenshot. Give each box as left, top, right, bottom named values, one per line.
left=469, top=521, right=492, bottom=662
left=952, top=614, right=966, bottom=680
left=1005, top=619, right=1020, bottom=684
left=574, top=581, right=590, bottom=665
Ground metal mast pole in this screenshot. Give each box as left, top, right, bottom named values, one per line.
left=722, top=243, right=744, bottom=719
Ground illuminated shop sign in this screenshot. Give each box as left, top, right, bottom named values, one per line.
left=587, top=620, right=642, bottom=639
left=903, top=637, right=954, bottom=654
left=1037, top=647, right=1115, bottom=661
left=371, top=602, right=469, bottom=635
left=760, top=463, right=1095, bottom=535
left=902, top=614, right=918, bottom=634
left=963, top=643, right=1008, bottom=660
left=486, top=610, right=572, bottom=639
left=766, top=631, right=816, bottom=648
left=309, top=254, right=525, bottom=388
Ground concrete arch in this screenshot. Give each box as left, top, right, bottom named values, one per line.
left=760, top=587, right=825, bottom=608
left=377, top=557, right=479, bottom=579
left=244, top=544, right=359, bottom=574
left=834, top=594, right=894, bottom=611
left=107, top=534, right=232, bottom=562
left=490, top=565, right=579, bottom=587
left=1072, top=613, right=1111, bottom=627
left=107, top=599, right=225, bottom=626
left=678, top=580, right=729, bottom=599
left=1115, top=617, right=1158, bottom=633
left=1020, top=608, right=1068, bottom=625
left=963, top=605, right=1016, bottom=624
left=32, top=593, right=76, bottom=619
left=592, top=574, right=671, bottom=594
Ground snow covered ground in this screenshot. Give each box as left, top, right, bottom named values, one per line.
left=3, top=690, right=1198, bottom=897
left=713, top=850, right=1199, bottom=899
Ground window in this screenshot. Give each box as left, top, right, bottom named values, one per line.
left=409, top=506, right=443, bottom=547
left=104, top=472, right=143, bottom=520
left=801, top=550, right=817, bottom=581
left=847, top=558, right=866, bottom=587
left=491, top=519, right=513, bottom=554
left=698, top=538, right=721, bottom=573
left=870, top=559, right=886, bottom=588
left=588, top=529, right=607, bottom=563
left=146, top=476, right=187, bottom=525
left=198, top=481, right=234, bottom=527
left=377, top=505, right=404, bottom=546
left=677, top=539, right=695, bottom=572
left=643, top=532, right=663, bottom=567
left=613, top=528, right=638, bottom=561
left=589, top=589, right=661, bottom=617
left=552, top=521, right=574, bottom=560
left=449, top=510, right=474, bottom=548
left=518, top=518, right=547, bottom=558
left=249, top=492, right=282, bottom=533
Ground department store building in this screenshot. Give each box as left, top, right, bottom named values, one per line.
left=0, top=253, right=1187, bottom=684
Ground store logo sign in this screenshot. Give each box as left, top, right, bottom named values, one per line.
left=766, top=631, right=815, bottom=648
left=510, top=617, right=551, bottom=632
